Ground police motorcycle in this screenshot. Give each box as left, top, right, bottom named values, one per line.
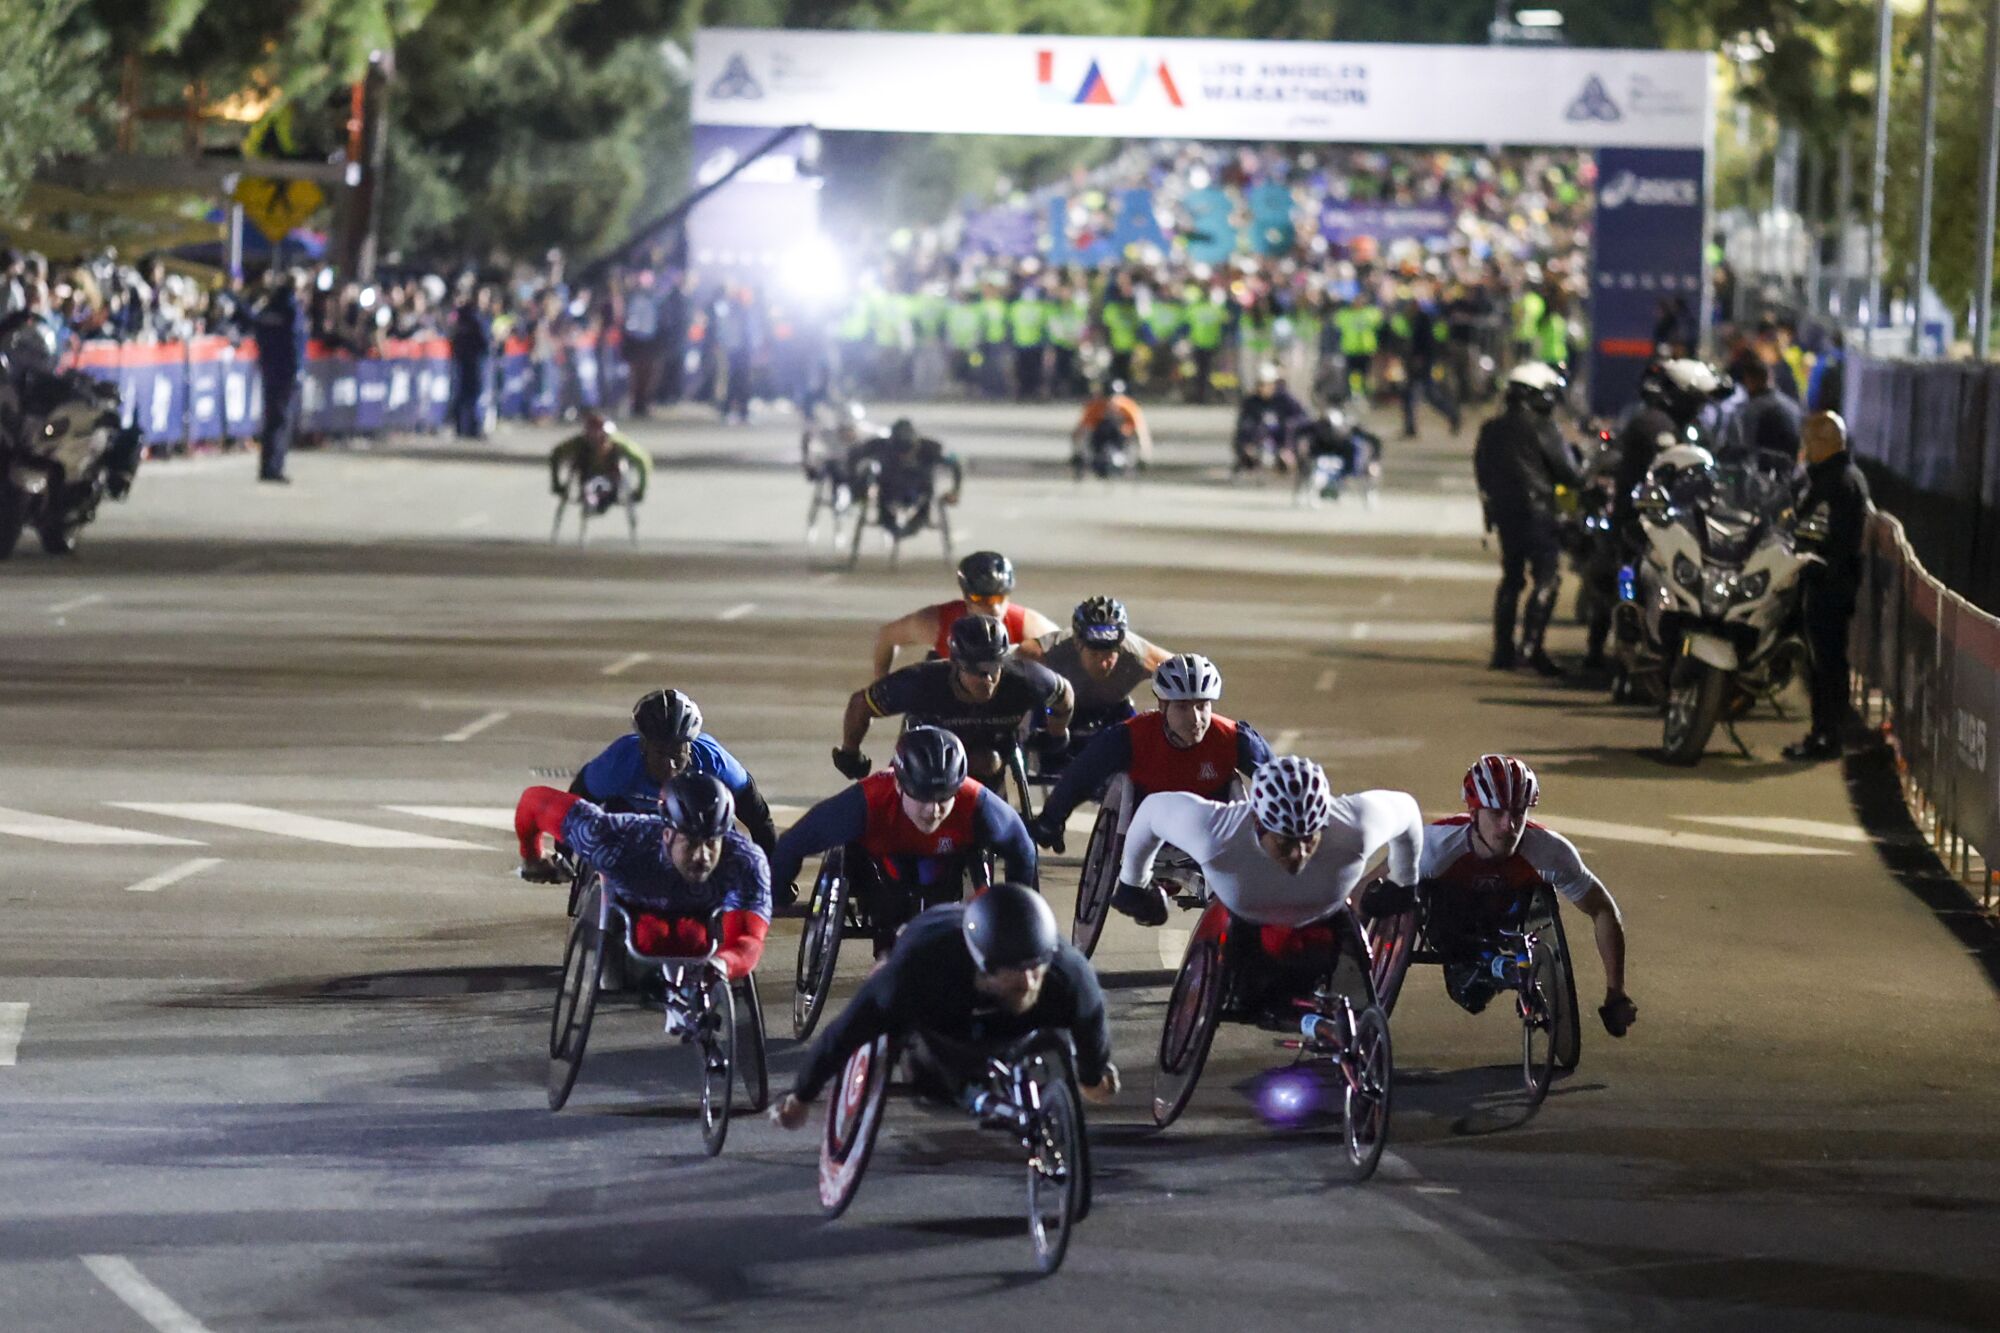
left=1559, top=425, right=1618, bottom=626
left=0, top=318, right=142, bottom=559
left=1609, top=444, right=1814, bottom=765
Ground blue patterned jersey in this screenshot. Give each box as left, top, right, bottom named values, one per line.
left=575, top=732, right=754, bottom=809
left=561, top=800, right=772, bottom=921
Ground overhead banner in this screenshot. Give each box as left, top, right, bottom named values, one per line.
left=693, top=29, right=1711, bottom=148
left=1586, top=146, right=1708, bottom=416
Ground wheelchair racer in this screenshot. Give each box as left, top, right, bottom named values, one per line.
left=514, top=773, right=771, bottom=979
left=563, top=688, right=780, bottom=860
left=548, top=410, right=651, bottom=515
left=770, top=883, right=1119, bottom=1130
left=1030, top=653, right=1269, bottom=853
left=1399, top=755, right=1635, bottom=1036
left=1028, top=596, right=1176, bottom=771
left=847, top=417, right=965, bottom=542
left=839, top=614, right=1073, bottom=789
left=1115, top=757, right=1422, bottom=1014
left=773, top=727, right=1039, bottom=951
left=1070, top=379, right=1154, bottom=474
left=871, top=550, right=1060, bottom=677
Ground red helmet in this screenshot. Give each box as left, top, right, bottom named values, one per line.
left=1464, top=754, right=1540, bottom=811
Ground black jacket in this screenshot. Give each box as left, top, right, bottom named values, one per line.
left=1474, top=406, right=1581, bottom=528
left=1797, top=452, right=1871, bottom=596
left=1610, top=406, right=1681, bottom=533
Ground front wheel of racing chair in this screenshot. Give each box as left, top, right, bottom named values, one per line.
left=793, top=848, right=851, bottom=1040
left=547, top=880, right=608, bottom=1110
left=735, top=971, right=770, bottom=1112
left=1524, top=886, right=1581, bottom=1071
left=1151, top=907, right=1228, bottom=1128
left=819, top=1034, right=898, bottom=1217
left=1070, top=802, right=1123, bottom=958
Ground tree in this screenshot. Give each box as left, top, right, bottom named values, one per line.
left=0, top=0, right=106, bottom=215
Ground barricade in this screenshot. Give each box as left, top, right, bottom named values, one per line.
left=67, top=331, right=626, bottom=448
left=1851, top=510, right=2000, bottom=914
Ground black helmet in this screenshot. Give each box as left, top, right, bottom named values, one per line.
left=662, top=773, right=734, bottom=840
left=1071, top=595, right=1128, bottom=649
left=956, top=550, right=1015, bottom=598
left=948, top=612, right=1010, bottom=667
left=962, top=883, right=1059, bottom=972
left=893, top=726, right=968, bottom=801
left=633, top=688, right=702, bottom=745
left=889, top=417, right=918, bottom=446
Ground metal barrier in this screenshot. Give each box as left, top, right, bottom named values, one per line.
left=1851, top=509, right=2000, bottom=913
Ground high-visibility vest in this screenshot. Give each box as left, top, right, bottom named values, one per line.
left=945, top=300, right=982, bottom=351
left=871, top=293, right=909, bottom=347
left=1335, top=305, right=1381, bottom=356
left=979, top=296, right=1009, bottom=343
left=1514, top=291, right=1546, bottom=342
left=912, top=292, right=947, bottom=342
left=1538, top=312, right=1568, bottom=363
left=1184, top=300, right=1227, bottom=350
left=1101, top=301, right=1141, bottom=352
left=1046, top=304, right=1084, bottom=348
left=1008, top=298, right=1048, bottom=347
left=1145, top=300, right=1184, bottom=343
left=837, top=296, right=870, bottom=342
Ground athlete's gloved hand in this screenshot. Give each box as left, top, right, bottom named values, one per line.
left=1028, top=813, right=1066, bottom=854
left=1599, top=990, right=1637, bottom=1037
left=518, top=856, right=566, bottom=885
left=831, top=747, right=873, bottom=781
left=773, top=879, right=800, bottom=910
left=1111, top=879, right=1170, bottom=927
left=1357, top=878, right=1416, bottom=919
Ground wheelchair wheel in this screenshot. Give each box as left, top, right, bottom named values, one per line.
left=1024, top=1056, right=1086, bottom=1275
left=1521, top=941, right=1559, bottom=1112
left=937, top=498, right=955, bottom=566
left=819, top=1034, right=895, bottom=1217
left=1070, top=807, right=1120, bottom=958
left=1151, top=935, right=1224, bottom=1128
left=793, top=850, right=848, bottom=1040
left=735, top=972, right=770, bottom=1112
left=845, top=498, right=868, bottom=569
left=1006, top=747, right=1038, bottom=823
left=1534, top=891, right=1582, bottom=1071
left=547, top=896, right=606, bottom=1111
left=1341, top=1004, right=1392, bottom=1182
left=563, top=863, right=596, bottom=919
left=699, top=970, right=736, bottom=1157
left=1366, top=908, right=1420, bottom=1019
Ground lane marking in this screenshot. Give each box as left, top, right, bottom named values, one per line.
left=1377, top=1151, right=1422, bottom=1182
left=440, top=710, right=510, bottom=743
left=1350, top=622, right=1373, bottom=641
left=1157, top=926, right=1190, bottom=971
left=81, top=1255, right=214, bottom=1333
left=1678, top=815, right=1876, bottom=844
left=383, top=805, right=515, bottom=832
left=1549, top=816, right=1852, bottom=858
left=123, top=858, right=224, bottom=894
left=601, top=651, right=652, bottom=677
left=110, top=804, right=483, bottom=851
left=453, top=513, right=490, bottom=530
left=46, top=593, right=105, bottom=615
left=1414, top=1185, right=1461, bottom=1196
left=0, top=1003, right=25, bottom=1065
left=718, top=602, right=758, bottom=621
left=0, top=806, right=204, bottom=847
left=1314, top=668, right=1339, bottom=693
left=1271, top=729, right=1303, bottom=752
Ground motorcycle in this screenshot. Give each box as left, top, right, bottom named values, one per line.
left=0, top=356, right=141, bottom=560
left=1610, top=462, right=1813, bottom=765
left=1559, top=428, right=1618, bottom=627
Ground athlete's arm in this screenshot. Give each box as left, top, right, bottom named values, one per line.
left=1019, top=605, right=1061, bottom=642
left=1234, top=721, right=1273, bottom=774
left=1055, top=950, right=1113, bottom=1087
left=1127, top=632, right=1175, bottom=672
left=1039, top=726, right=1136, bottom=832
left=788, top=955, right=906, bottom=1104
left=731, top=774, right=780, bottom=860
left=934, top=447, right=965, bottom=502
left=872, top=607, right=940, bottom=678
left=1119, top=791, right=1224, bottom=887
left=1348, top=789, right=1425, bottom=890
left=972, top=787, right=1039, bottom=887
left=1525, top=828, right=1631, bottom=1025
left=1575, top=882, right=1628, bottom=1000
left=769, top=784, right=869, bottom=893
left=514, top=785, right=583, bottom=863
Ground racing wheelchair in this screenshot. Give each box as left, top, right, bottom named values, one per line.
left=844, top=458, right=955, bottom=570
left=1151, top=900, right=1392, bottom=1181
left=818, top=1028, right=1093, bottom=1275
left=550, top=456, right=640, bottom=547
left=1067, top=773, right=1231, bottom=959
left=547, top=880, right=770, bottom=1155
left=1366, top=882, right=1581, bottom=1114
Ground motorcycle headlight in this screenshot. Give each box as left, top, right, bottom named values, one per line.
left=1672, top=553, right=1699, bottom=590
left=1732, top=570, right=1770, bottom=602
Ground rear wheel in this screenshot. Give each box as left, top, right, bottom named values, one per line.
left=793, top=851, right=847, bottom=1039
left=845, top=495, right=868, bottom=569
left=1529, top=890, right=1582, bottom=1071
left=1341, top=1004, right=1392, bottom=1181
left=699, top=971, right=736, bottom=1156
left=819, top=1035, right=895, bottom=1217
left=1025, top=1063, right=1085, bottom=1274
left=1070, top=807, right=1120, bottom=958
left=735, top=972, right=770, bottom=1111
left=1661, top=657, right=1727, bottom=765
left=1151, top=936, right=1223, bottom=1128
left=1521, top=941, right=1559, bottom=1112
left=547, top=896, right=605, bottom=1110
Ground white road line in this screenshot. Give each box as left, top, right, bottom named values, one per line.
left=0, top=1003, right=26, bottom=1065
left=1314, top=668, right=1339, bottom=693
left=0, top=806, right=204, bottom=847
left=1350, top=622, right=1373, bottom=641
left=1549, top=816, right=1852, bottom=858
left=1679, top=815, right=1876, bottom=844
left=1414, top=1185, right=1461, bottom=1196
left=110, top=803, right=483, bottom=851
left=767, top=803, right=809, bottom=827
left=1271, top=729, right=1303, bottom=752
left=383, top=805, right=515, bottom=832
left=46, top=592, right=105, bottom=615
left=1377, top=1151, right=1422, bottom=1183
left=453, top=513, right=490, bottom=530
left=718, top=602, right=758, bottom=621
left=1157, top=926, right=1190, bottom=971
left=81, top=1255, right=214, bottom=1333
left=123, top=858, right=223, bottom=894
left=440, top=710, right=510, bottom=743
left=600, top=651, right=652, bottom=677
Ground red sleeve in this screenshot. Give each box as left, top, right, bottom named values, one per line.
left=515, top=786, right=582, bottom=860
left=714, top=910, right=769, bottom=980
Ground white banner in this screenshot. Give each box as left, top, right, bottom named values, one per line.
left=694, top=29, right=1712, bottom=149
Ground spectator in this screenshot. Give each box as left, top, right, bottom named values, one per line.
left=448, top=285, right=495, bottom=440
left=250, top=267, right=308, bottom=484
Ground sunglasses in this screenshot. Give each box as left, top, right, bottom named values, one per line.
left=965, top=592, right=1007, bottom=607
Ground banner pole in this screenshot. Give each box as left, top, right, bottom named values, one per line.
left=1975, top=0, right=2000, bottom=358
left=1866, top=0, right=1894, bottom=341
left=1913, top=0, right=1940, bottom=357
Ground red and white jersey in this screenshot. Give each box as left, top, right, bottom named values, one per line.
left=1420, top=814, right=1598, bottom=905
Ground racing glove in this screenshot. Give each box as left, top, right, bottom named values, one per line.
left=1357, top=878, right=1416, bottom=919
left=1599, top=992, right=1638, bottom=1038
left=831, top=747, right=873, bottom=781
left=1028, top=813, right=1066, bottom=854
left=1111, top=879, right=1170, bottom=927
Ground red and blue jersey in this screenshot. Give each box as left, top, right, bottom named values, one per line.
left=772, top=769, right=1037, bottom=890
left=929, top=599, right=1030, bottom=658
left=1039, top=710, right=1270, bottom=829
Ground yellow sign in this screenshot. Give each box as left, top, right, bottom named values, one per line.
left=232, top=176, right=325, bottom=243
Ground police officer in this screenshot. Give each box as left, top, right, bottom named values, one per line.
left=251, top=267, right=308, bottom=483
left=1474, top=363, right=1581, bottom=676
left=1784, top=412, right=1871, bottom=762
left=448, top=285, right=494, bottom=441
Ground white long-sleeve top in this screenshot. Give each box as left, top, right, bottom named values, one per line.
left=1120, top=789, right=1425, bottom=928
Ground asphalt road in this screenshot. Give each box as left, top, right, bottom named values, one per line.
left=3, top=398, right=1997, bottom=1331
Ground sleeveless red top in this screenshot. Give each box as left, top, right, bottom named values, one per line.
left=1125, top=711, right=1240, bottom=799
left=930, top=600, right=1029, bottom=658
left=858, top=770, right=985, bottom=860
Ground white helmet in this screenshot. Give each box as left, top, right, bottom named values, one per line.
left=1659, top=358, right=1722, bottom=396
left=1250, top=757, right=1334, bottom=839
left=1256, top=362, right=1281, bottom=385
left=1506, top=362, right=1565, bottom=393
left=1152, top=653, right=1222, bottom=702
left=1647, top=443, right=1717, bottom=506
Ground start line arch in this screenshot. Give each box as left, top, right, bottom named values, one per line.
left=689, top=27, right=1716, bottom=414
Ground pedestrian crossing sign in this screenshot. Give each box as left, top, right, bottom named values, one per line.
left=232, top=176, right=326, bottom=243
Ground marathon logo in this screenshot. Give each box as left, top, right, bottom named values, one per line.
left=1199, top=762, right=1220, bottom=781
left=1565, top=75, right=1621, bottom=123
left=1037, top=50, right=1184, bottom=107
